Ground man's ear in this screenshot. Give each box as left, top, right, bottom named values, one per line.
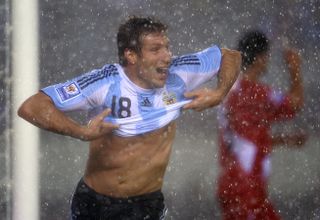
left=124, top=49, right=138, bottom=65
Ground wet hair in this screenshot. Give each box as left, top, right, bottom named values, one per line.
left=237, top=30, right=270, bottom=69
left=117, top=16, right=168, bottom=66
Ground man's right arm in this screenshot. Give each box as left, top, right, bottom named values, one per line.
left=183, top=48, right=241, bottom=111
left=18, top=92, right=118, bottom=141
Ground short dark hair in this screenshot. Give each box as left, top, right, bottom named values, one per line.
left=237, top=30, right=270, bottom=68
left=117, top=16, right=168, bottom=66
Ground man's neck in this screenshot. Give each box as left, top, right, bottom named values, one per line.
left=242, top=65, right=261, bottom=82
left=122, top=65, right=145, bottom=88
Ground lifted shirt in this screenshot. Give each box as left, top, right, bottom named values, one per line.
left=42, top=45, right=221, bottom=136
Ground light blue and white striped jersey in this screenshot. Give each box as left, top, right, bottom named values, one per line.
left=41, top=45, right=222, bottom=136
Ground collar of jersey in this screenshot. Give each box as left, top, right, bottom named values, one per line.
left=116, top=64, right=157, bottom=95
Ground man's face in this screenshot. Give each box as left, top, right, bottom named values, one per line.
left=135, top=32, right=172, bottom=89
left=258, top=52, right=270, bottom=75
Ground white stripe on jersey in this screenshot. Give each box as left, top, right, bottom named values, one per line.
left=108, top=100, right=191, bottom=136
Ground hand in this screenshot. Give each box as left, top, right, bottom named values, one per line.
left=287, top=132, right=308, bottom=147
left=183, top=88, right=224, bottom=112
left=81, top=109, right=119, bottom=141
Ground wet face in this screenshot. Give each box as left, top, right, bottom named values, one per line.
left=256, top=52, right=270, bottom=76
left=135, top=32, right=172, bottom=89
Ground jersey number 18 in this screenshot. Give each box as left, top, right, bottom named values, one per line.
left=111, top=95, right=131, bottom=118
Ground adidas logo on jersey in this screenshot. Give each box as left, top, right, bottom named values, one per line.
left=141, top=97, right=152, bottom=107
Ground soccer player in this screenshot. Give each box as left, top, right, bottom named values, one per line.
left=217, top=30, right=304, bottom=220
left=18, top=16, right=241, bottom=219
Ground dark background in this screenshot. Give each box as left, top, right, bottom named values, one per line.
left=4, top=0, right=319, bottom=219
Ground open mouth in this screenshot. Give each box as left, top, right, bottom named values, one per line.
left=156, top=67, right=168, bottom=75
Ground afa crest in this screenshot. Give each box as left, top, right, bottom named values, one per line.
left=162, top=92, right=177, bottom=105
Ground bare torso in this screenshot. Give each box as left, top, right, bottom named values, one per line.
left=84, top=122, right=176, bottom=198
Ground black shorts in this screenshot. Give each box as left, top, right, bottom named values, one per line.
left=70, top=178, right=167, bottom=220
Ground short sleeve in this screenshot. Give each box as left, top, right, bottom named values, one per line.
left=268, top=88, right=296, bottom=121
left=169, top=45, right=222, bottom=91
left=41, top=65, right=118, bottom=112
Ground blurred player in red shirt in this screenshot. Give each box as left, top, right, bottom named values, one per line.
left=217, top=30, right=304, bottom=220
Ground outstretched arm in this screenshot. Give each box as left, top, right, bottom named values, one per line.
left=284, top=49, right=304, bottom=111
left=183, top=48, right=241, bottom=111
left=17, top=92, right=118, bottom=141
left=272, top=132, right=307, bottom=148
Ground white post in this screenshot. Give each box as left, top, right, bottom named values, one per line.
left=11, top=0, right=39, bottom=219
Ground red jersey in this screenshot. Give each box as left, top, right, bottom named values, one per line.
left=217, top=79, right=296, bottom=220
left=219, top=78, right=295, bottom=176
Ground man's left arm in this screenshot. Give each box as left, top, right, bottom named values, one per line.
left=271, top=132, right=308, bottom=148
left=184, top=48, right=241, bottom=111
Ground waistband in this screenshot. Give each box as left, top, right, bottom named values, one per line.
left=76, top=178, right=164, bottom=204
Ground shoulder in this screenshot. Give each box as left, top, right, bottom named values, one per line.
left=92, top=64, right=121, bottom=79
left=76, top=64, right=121, bottom=90
left=220, top=48, right=242, bottom=61
left=170, top=53, right=200, bottom=67
left=267, top=86, right=287, bottom=105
